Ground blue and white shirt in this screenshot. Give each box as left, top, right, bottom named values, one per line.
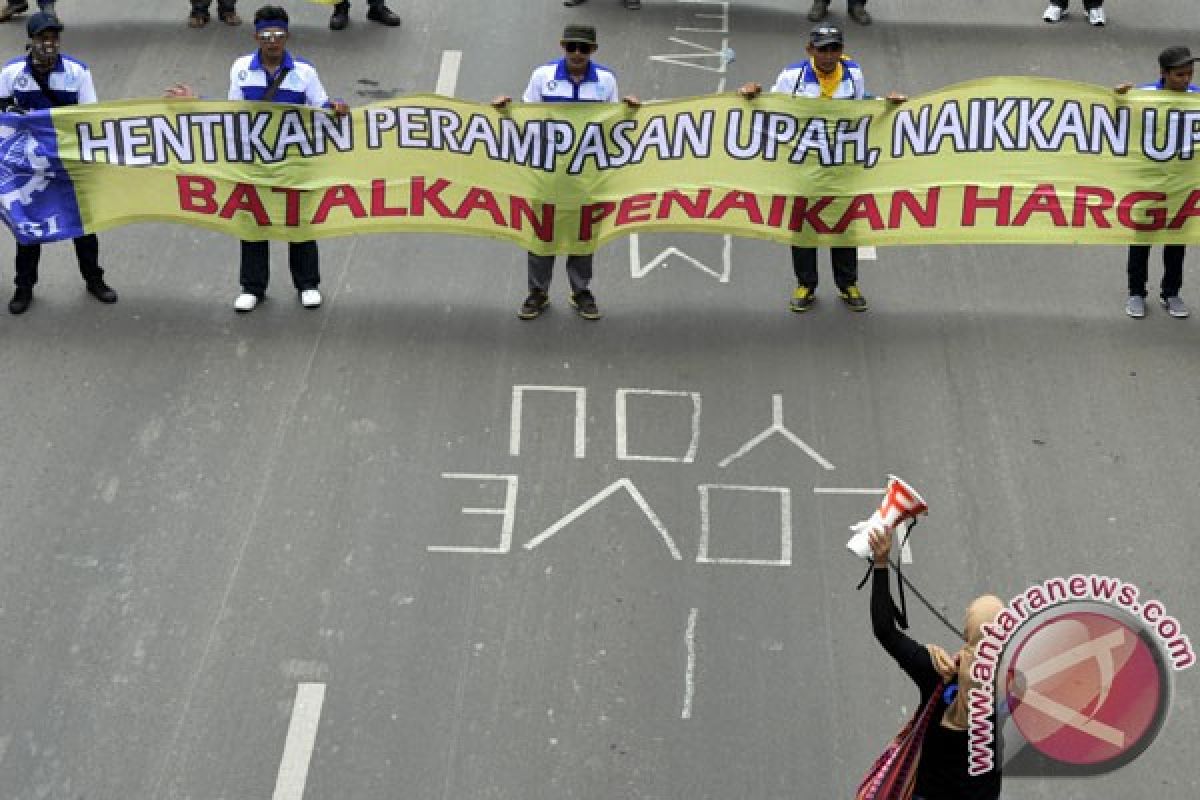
left=229, top=50, right=332, bottom=108
left=0, top=54, right=97, bottom=110
left=770, top=58, right=865, bottom=100
left=1138, top=79, right=1200, bottom=93
left=522, top=58, right=619, bottom=104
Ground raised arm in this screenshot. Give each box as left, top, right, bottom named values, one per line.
left=868, top=530, right=941, bottom=698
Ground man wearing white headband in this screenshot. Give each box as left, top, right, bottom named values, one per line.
left=166, top=5, right=349, bottom=313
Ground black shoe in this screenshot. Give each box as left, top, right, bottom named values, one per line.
left=8, top=287, right=31, bottom=314
left=848, top=2, right=872, bottom=25
left=86, top=279, right=118, bottom=304
left=329, top=2, right=349, bottom=30
left=569, top=290, right=601, bottom=320
left=366, top=5, right=401, bottom=26
left=0, top=1, right=30, bottom=23
left=518, top=290, right=549, bottom=320
left=806, top=0, right=829, bottom=22
left=563, top=0, right=588, bottom=6
left=624, top=0, right=642, bottom=8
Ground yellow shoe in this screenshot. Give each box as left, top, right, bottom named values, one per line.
left=789, top=285, right=815, bottom=313
left=839, top=285, right=868, bottom=311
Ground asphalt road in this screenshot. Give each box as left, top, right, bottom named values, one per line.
left=0, top=2, right=1197, bottom=799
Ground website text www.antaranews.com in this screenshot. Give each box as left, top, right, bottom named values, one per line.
left=965, top=574, right=1195, bottom=776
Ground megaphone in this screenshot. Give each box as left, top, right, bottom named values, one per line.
left=846, top=475, right=928, bottom=560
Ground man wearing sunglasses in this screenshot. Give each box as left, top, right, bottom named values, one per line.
left=0, top=11, right=119, bottom=314
left=188, top=0, right=241, bottom=29
left=328, top=0, right=401, bottom=31
left=0, top=1, right=55, bottom=25
left=808, top=0, right=870, bottom=27
left=166, top=5, right=349, bottom=313
left=493, top=25, right=640, bottom=321
left=740, top=25, right=903, bottom=314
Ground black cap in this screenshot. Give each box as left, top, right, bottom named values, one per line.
left=810, top=25, right=844, bottom=48
left=1159, top=46, right=1197, bottom=70
left=27, top=12, right=64, bottom=37
left=561, top=24, right=597, bottom=45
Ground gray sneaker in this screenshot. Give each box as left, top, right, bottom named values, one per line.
left=1160, top=295, right=1190, bottom=318
left=1126, top=295, right=1146, bottom=319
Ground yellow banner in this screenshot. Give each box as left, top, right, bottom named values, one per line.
left=6, top=77, right=1200, bottom=252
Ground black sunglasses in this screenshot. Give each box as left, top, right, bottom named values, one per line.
left=563, top=42, right=595, bottom=54
left=815, top=43, right=843, bottom=52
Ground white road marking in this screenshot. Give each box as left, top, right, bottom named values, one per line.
left=509, top=385, right=587, bottom=459
left=858, top=246, right=877, bottom=260
left=697, top=485, right=792, bottom=566
left=718, top=394, right=835, bottom=470
left=272, top=682, right=327, bottom=800
left=524, top=478, right=682, bottom=559
left=435, top=50, right=462, bottom=97
left=629, top=235, right=733, bottom=282
left=615, top=389, right=702, bottom=463
left=681, top=607, right=699, bottom=719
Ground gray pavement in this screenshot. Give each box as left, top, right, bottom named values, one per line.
left=1, top=2, right=1198, bottom=799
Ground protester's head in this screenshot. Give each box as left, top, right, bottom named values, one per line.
left=253, top=6, right=290, bottom=56
left=561, top=25, right=598, bottom=71
left=26, top=12, right=63, bottom=66
left=1158, top=47, right=1196, bottom=92
left=941, top=594, right=1004, bottom=730
left=806, top=25, right=844, bottom=73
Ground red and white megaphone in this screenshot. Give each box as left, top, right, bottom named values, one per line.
left=846, top=475, right=928, bottom=560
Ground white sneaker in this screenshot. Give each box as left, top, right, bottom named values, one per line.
left=300, top=289, right=322, bottom=308
left=234, top=292, right=259, bottom=312
left=1043, top=4, right=1065, bottom=22
left=1087, top=7, right=1106, bottom=26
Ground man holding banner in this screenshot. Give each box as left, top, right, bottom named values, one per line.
left=1116, top=47, right=1198, bottom=320
left=0, top=11, right=118, bottom=314
left=494, top=24, right=639, bottom=321
left=740, top=25, right=902, bottom=314
left=166, top=5, right=348, bottom=312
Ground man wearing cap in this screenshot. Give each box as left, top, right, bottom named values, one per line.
left=1115, top=46, right=1199, bottom=320
left=563, top=0, right=643, bottom=10
left=740, top=26, right=903, bottom=314
left=493, top=25, right=640, bottom=321
left=808, top=0, right=871, bottom=27
left=0, top=11, right=118, bottom=314
left=165, top=4, right=349, bottom=313
left=189, top=1, right=241, bottom=29
left=328, top=1, right=401, bottom=31
left=0, top=1, right=53, bottom=25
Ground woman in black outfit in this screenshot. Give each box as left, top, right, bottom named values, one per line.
left=868, top=528, right=1004, bottom=800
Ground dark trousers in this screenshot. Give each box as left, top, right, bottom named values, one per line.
left=1050, top=0, right=1103, bottom=8
left=191, top=0, right=237, bottom=11
left=527, top=253, right=592, bottom=294
left=1127, top=245, right=1184, bottom=298
left=14, top=235, right=103, bottom=289
left=239, top=240, right=319, bottom=297
left=791, top=246, right=857, bottom=291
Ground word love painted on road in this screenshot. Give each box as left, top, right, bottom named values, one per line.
left=427, top=387, right=873, bottom=567
left=5, top=78, right=1199, bottom=249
